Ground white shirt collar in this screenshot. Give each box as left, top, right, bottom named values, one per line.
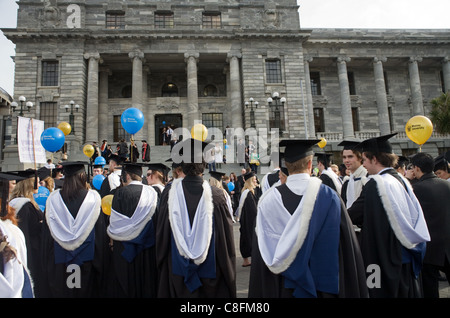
left=285, top=173, right=310, bottom=196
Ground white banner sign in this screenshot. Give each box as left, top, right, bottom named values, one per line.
left=17, top=116, right=47, bottom=164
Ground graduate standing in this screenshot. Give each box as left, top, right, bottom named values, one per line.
left=348, top=133, right=430, bottom=298
left=249, top=139, right=368, bottom=298
left=107, top=162, right=159, bottom=298
left=315, top=152, right=342, bottom=195
left=99, top=154, right=123, bottom=198
left=156, top=138, right=236, bottom=298
left=338, top=140, right=368, bottom=209
left=40, top=162, right=109, bottom=297
left=237, top=171, right=258, bottom=267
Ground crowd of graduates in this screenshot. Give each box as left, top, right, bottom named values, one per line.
left=0, top=134, right=449, bottom=299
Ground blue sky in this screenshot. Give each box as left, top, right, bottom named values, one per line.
left=1, top=0, right=449, bottom=97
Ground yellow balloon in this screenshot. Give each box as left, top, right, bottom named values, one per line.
left=83, top=144, right=95, bottom=158
left=223, top=139, right=227, bottom=144
left=57, top=121, right=72, bottom=136
left=318, top=137, right=327, bottom=149
left=405, top=115, right=433, bottom=146
left=191, top=124, right=208, bottom=141
left=101, top=195, right=114, bottom=216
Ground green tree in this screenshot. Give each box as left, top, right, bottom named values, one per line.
left=429, top=92, right=450, bottom=134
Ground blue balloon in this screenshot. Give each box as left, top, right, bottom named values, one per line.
left=33, top=186, right=50, bottom=212
left=227, top=182, right=235, bottom=192
left=121, top=107, right=144, bottom=134
left=94, top=156, right=106, bottom=166
left=92, top=174, right=105, bottom=190
left=40, top=127, right=65, bottom=153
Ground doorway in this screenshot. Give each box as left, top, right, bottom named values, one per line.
left=155, top=114, right=183, bottom=145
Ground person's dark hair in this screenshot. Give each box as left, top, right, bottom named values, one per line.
left=411, top=152, right=434, bottom=174
left=363, top=151, right=398, bottom=168
left=61, top=171, right=89, bottom=202
left=339, top=163, right=347, bottom=176
left=181, top=162, right=206, bottom=176
left=0, top=227, right=17, bottom=265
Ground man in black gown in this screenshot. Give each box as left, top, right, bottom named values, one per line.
left=315, top=152, right=342, bottom=195
left=106, top=162, right=159, bottom=297
left=249, top=140, right=368, bottom=298
left=156, top=138, right=236, bottom=298
left=348, top=133, right=430, bottom=297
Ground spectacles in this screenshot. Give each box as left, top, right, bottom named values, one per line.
left=146, top=174, right=151, bottom=177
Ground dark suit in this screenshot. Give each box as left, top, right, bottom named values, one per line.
left=412, top=172, right=450, bottom=297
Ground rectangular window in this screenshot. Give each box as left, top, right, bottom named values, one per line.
left=42, top=61, right=59, bottom=86
left=265, top=59, right=283, bottom=84
left=269, top=104, right=285, bottom=132
left=310, top=72, right=322, bottom=95
left=202, top=113, right=223, bottom=132
left=348, top=72, right=356, bottom=95
left=113, top=115, right=132, bottom=142
left=440, top=70, right=446, bottom=93
left=39, top=102, right=58, bottom=129
left=313, top=108, right=325, bottom=132
left=388, top=106, right=394, bottom=132
left=3, top=117, right=12, bottom=148
left=106, top=12, right=125, bottom=29
left=384, top=71, right=390, bottom=95
left=202, top=12, right=221, bottom=29
left=352, top=107, right=360, bottom=132
left=155, top=12, right=174, bottom=29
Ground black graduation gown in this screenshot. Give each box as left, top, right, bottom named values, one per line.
left=248, top=184, right=368, bottom=298
left=156, top=176, right=236, bottom=298
left=320, top=173, right=338, bottom=193
left=348, top=168, right=423, bottom=298
left=107, top=184, right=158, bottom=298
left=39, top=190, right=110, bottom=297
left=16, top=201, right=44, bottom=297
left=239, top=191, right=258, bottom=259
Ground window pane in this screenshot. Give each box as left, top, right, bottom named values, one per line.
left=313, top=108, right=324, bottom=132
left=202, top=113, right=223, bottom=131
left=352, top=107, right=360, bottom=131
left=114, top=115, right=131, bottom=142
left=266, top=60, right=282, bottom=84
left=155, top=12, right=174, bottom=29
left=310, top=72, right=321, bottom=95
left=42, top=61, right=59, bottom=86
left=269, top=105, right=285, bottom=131
left=106, top=12, right=125, bottom=29
left=39, top=102, right=58, bottom=129
left=202, top=13, right=221, bottom=29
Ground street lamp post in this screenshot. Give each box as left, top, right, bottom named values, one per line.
left=10, top=96, right=33, bottom=116
left=245, top=97, right=258, bottom=128
left=64, top=100, right=80, bottom=134
left=267, top=92, right=286, bottom=136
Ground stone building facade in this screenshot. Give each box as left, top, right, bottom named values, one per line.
left=1, top=0, right=449, bottom=166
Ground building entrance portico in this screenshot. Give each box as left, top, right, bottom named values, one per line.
left=155, top=114, right=182, bottom=145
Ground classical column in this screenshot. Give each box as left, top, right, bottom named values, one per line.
left=337, top=56, right=354, bottom=139
left=373, top=57, right=391, bottom=135
left=408, top=56, right=424, bottom=115
left=129, top=50, right=145, bottom=140
left=98, top=67, right=110, bottom=143
left=227, top=52, right=243, bottom=130
left=442, top=57, right=450, bottom=93
left=84, top=52, right=100, bottom=142
left=184, top=52, right=200, bottom=129
left=303, top=56, right=316, bottom=138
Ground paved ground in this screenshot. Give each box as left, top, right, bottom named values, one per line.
left=232, top=223, right=450, bottom=298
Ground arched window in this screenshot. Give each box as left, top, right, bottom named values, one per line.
left=203, top=84, right=217, bottom=97
left=162, top=82, right=178, bottom=97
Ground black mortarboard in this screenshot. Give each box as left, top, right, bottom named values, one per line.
left=93, top=164, right=104, bottom=169
left=7, top=169, right=38, bottom=179
left=315, top=152, right=333, bottom=168
left=60, top=161, right=89, bottom=177
left=122, top=163, right=144, bottom=176
left=0, top=173, right=26, bottom=218
left=445, top=150, right=450, bottom=162
left=244, top=171, right=255, bottom=181
left=171, top=138, right=214, bottom=164
left=0, top=173, right=26, bottom=182
left=338, top=140, right=361, bottom=150
left=279, top=139, right=321, bottom=163
left=209, top=171, right=226, bottom=182
left=434, top=154, right=449, bottom=171
left=147, top=163, right=170, bottom=174
left=108, top=154, right=123, bottom=165
left=38, top=167, right=51, bottom=180
left=355, top=133, right=397, bottom=154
